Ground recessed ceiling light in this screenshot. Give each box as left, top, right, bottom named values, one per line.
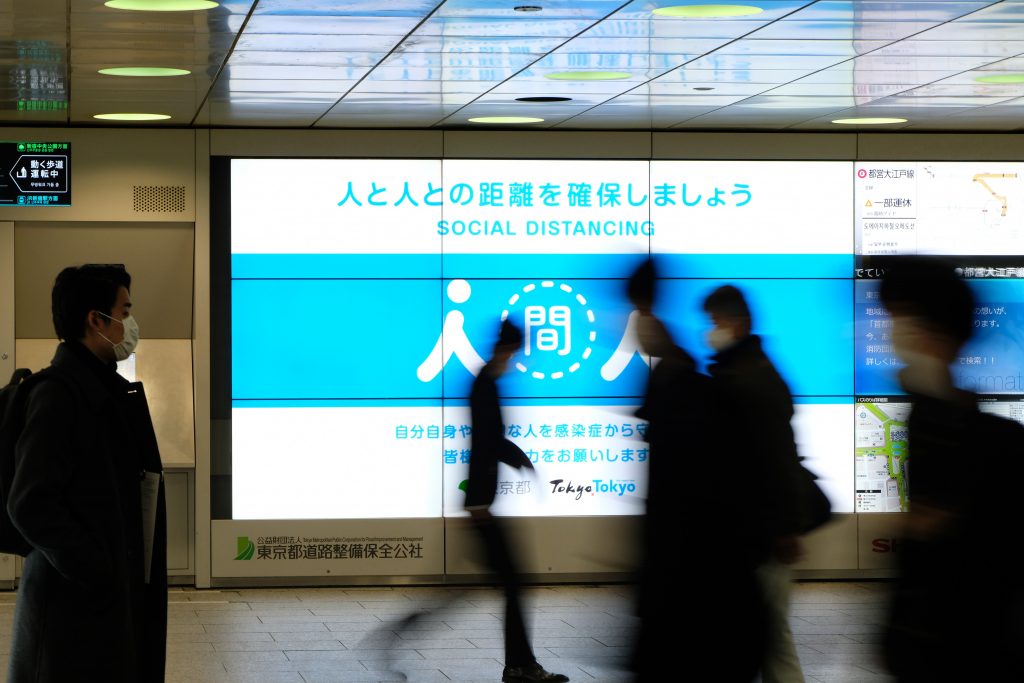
left=104, top=0, right=218, bottom=10
left=544, top=71, right=631, bottom=81
left=514, top=5, right=543, bottom=11
left=515, top=96, right=572, bottom=102
left=468, top=116, right=544, bottom=124
left=692, top=86, right=715, bottom=91
left=98, top=67, right=191, bottom=77
left=93, top=112, right=172, bottom=121
left=831, top=117, right=907, bottom=125
left=974, top=73, right=1024, bottom=84
left=653, top=4, right=764, bottom=18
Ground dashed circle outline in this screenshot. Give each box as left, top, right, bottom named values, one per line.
left=500, top=280, right=595, bottom=380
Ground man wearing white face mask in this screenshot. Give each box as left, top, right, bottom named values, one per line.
left=703, top=284, right=807, bottom=683
left=878, top=256, right=1024, bottom=682
left=626, top=261, right=766, bottom=683
left=5, top=264, right=167, bottom=683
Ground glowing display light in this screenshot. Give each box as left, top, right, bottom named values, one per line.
left=974, top=73, right=1024, bottom=84
left=468, top=116, right=544, bottom=124
left=98, top=67, right=191, bottom=77
left=831, top=117, right=907, bottom=125
left=653, top=4, right=764, bottom=18
left=104, top=0, right=218, bottom=10
left=93, top=112, right=172, bottom=121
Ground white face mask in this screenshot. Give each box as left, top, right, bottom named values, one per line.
left=891, top=316, right=954, bottom=398
left=98, top=312, right=140, bottom=362
left=706, top=327, right=736, bottom=352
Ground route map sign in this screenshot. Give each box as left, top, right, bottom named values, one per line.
left=855, top=398, right=910, bottom=513
left=856, top=162, right=1024, bottom=256
left=0, top=141, right=71, bottom=207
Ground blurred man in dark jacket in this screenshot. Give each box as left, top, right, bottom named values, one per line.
left=465, top=318, right=569, bottom=683
left=703, top=284, right=805, bottom=683
left=879, top=256, right=1024, bottom=682
left=6, top=264, right=167, bottom=683
left=629, top=261, right=765, bottom=682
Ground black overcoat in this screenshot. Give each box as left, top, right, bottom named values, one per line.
left=6, top=341, right=167, bottom=682
left=706, top=333, right=806, bottom=562
left=464, top=363, right=530, bottom=510
left=632, top=342, right=767, bottom=682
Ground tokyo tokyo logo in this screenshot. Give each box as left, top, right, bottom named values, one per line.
left=417, top=279, right=649, bottom=383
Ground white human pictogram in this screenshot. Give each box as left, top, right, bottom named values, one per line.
left=600, top=309, right=651, bottom=381
left=416, top=279, right=486, bottom=382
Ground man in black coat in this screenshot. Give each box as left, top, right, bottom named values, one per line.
left=878, top=256, right=1024, bottom=682
left=6, top=264, right=167, bottom=682
left=628, top=262, right=765, bottom=682
left=465, top=318, right=569, bottom=683
left=703, top=284, right=806, bottom=683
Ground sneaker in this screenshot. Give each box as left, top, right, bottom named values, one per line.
left=502, top=664, right=570, bottom=683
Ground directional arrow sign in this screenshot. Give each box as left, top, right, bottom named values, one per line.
left=9, top=155, right=69, bottom=193
left=0, top=142, right=71, bottom=206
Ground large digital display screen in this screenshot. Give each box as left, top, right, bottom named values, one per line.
left=224, top=158, right=1024, bottom=521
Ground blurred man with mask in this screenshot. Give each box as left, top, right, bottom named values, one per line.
left=629, top=262, right=765, bottom=682
left=369, top=319, right=569, bottom=683
left=6, top=264, right=167, bottom=682
left=465, top=318, right=569, bottom=683
left=703, top=284, right=805, bottom=683
left=879, top=256, right=1024, bottom=681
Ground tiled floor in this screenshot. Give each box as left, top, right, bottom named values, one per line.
left=1, top=581, right=896, bottom=683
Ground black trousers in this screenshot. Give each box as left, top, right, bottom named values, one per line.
left=471, top=514, right=536, bottom=669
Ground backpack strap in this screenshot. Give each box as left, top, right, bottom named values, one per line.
left=6, top=368, right=31, bottom=387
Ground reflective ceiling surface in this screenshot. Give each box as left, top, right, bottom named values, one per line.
left=3, top=0, right=1024, bottom=130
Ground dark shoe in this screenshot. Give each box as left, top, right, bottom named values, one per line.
left=502, top=664, right=570, bottom=683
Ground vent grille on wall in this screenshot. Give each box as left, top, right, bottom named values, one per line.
left=133, top=185, right=186, bottom=213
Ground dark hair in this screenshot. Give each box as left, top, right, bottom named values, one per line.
left=878, top=256, right=974, bottom=347
left=495, top=318, right=523, bottom=351
left=627, top=258, right=658, bottom=311
left=51, top=264, right=131, bottom=341
left=703, top=284, right=751, bottom=322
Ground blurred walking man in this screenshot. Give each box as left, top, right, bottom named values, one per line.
left=879, top=256, right=1024, bottom=681
left=465, top=319, right=570, bottom=683
left=703, top=284, right=805, bottom=683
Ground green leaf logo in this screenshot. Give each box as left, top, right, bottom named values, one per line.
left=234, top=536, right=255, bottom=561
left=458, top=479, right=469, bottom=492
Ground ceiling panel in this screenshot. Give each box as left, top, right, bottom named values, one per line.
left=242, top=15, right=423, bottom=35
left=900, top=83, right=1024, bottom=97
left=868, top=39, right=1024, bottom=57
left=714, top=39, right=890, bottom=56
left=233, top=34, right=405, bottom=51
left=1, top=0, right=1021, bottom=131
left=417, top=16, right=600, bottom=37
